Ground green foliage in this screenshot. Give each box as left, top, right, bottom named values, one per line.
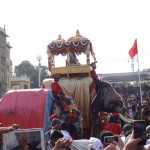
left=15, top=60, right=48, bottom=88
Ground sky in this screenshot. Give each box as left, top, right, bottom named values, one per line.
left=0, top=0, right=150, bottom=74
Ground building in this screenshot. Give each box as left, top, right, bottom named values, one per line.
left=0, top=26, right=12, bottom=97
left=99, top=71, right=150, bottom=82
left=0, top=26, right=31, bottom=98
left=11, top=75, right=31, bottom=89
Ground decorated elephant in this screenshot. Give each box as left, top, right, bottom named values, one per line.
left=91, top=80, right=128, bottom=137
left=42, top=77, right=129, bottom=138
left=44, top=30, right=132, bottom=138
left=49, top=95, right=82, bottom=139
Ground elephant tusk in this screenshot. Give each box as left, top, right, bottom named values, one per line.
left=119, top=113, right=134, bottom=124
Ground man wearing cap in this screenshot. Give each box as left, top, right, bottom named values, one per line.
left=89, top=137, right=103, bottom=150
left=51, top=73, right=64, bottom=96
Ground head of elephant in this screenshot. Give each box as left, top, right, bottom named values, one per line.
left=91, top=81, right=123, bottom=115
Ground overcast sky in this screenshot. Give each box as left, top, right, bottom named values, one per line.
left=0, top=0, right=150, bottom=74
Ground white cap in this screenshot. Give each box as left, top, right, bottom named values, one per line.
left=89, top=137, right=103, bottom=150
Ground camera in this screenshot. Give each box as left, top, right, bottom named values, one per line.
left=134, top=120, right=146, bottom=145
left=104, top=136, right=118, bottom=144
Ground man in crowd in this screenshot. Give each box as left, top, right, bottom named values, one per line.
left=60, top=122, right=72, bottom=140
left=105, top=115, right=122, bottom=135
left=51, top=73, right=64, bottom=96
left=47, top=129, right=63, bottom=150
left=0, top=124, right=18, bottom=150
left=51, top=118, right=62, bottom=131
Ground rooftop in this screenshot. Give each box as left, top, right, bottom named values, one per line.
left=99, top=71, right=150, bottom=82
left=0, top=26, right=8, bottom=37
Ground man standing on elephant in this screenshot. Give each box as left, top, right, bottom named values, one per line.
left=51, top=73, right=65, bottom=96
left=90, top=61, right=100, bottom=82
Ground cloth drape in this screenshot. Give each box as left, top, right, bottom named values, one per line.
left=59, top=77, right=93, bottom=129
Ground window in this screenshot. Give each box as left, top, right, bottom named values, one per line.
left=0, top=33, right=6, bottom=49
left=24, top=84, right=28, bottom=89
left=1, top=71, right=5, bottom=81
left=1, top=56, right=6, bottom=65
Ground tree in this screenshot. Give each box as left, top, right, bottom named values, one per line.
left=15, top=60, right=48, bottom=88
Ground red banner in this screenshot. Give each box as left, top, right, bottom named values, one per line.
left=128, top=39, right=138, bottom=59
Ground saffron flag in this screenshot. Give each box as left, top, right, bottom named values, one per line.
left=128, top=39, right=138, bottom=59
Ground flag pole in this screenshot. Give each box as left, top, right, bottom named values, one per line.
left=136, top=40, right=142, bottom=104
left=131, top=58, right=134, bottom=72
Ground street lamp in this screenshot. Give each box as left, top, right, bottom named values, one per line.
left=36, top=55, right=42, bottom=87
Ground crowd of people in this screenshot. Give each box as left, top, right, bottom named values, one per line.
left=45, top=84, right=150, bottom=150
left=0, top=83, right=150, bottom=149
left=116, top=86, right=150, bottom=125
left=45, top=109, right=150, bottom=150
left=0, top=119, right=149, bottom=150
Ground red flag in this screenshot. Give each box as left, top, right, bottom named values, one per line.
left=128, top=39, right=138, bottom=59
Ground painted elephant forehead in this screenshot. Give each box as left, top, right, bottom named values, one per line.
left=104, top=87, right=117, bottom=103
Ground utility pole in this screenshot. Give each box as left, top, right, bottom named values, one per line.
left=36, top=55, right=42, bottom=87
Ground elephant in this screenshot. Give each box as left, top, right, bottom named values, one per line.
left=91, top=80, right=125, bottom=137
left=41, top=77, right=129, bottom=138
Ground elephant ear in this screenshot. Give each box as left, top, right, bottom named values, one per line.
left=101, top=81, right=112, bottom=88
left=103, top=87, right=115, bottom=107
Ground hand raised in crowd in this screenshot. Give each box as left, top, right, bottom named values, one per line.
left=123, top=130, right=142, bottom=150
left=52, top=138, right=72, bottom=150
left=103, top=143, right=116, bottom=150
left=113, top=135, right=124, bottom=150
left=0, top=123, right=18, bottom=135
left=12, top=124, right=18, bottom=130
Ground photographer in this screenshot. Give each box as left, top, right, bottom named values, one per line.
left=123, top=130, right=147, bottom=150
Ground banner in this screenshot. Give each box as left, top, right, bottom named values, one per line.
left=128, top=39, right=138, bottom=59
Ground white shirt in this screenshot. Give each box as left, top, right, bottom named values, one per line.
left=61, top=130, right=72, bottom=140
left=145, top=139, right=150, bottom=149
left=121, top=136, right=126, bottom=144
